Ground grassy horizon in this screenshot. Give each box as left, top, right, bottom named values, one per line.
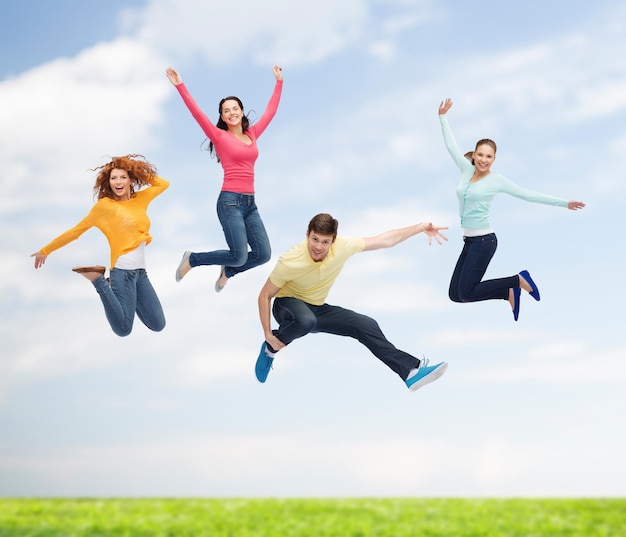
left=0, top=498, right=624, bottom=536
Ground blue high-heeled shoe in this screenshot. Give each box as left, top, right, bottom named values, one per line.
left=520, top=269, right=540, bottom=301
left=512, top=287, right=521, bottom=321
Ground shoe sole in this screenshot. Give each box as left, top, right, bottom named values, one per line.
left=408, top=362, right=448, bottom=392
left=72, top=266, right=106, bottom=275
left=513, top=287, right=521, bottom=321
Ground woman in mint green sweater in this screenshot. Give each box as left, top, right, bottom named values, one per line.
left=438, top=98, right=585, bottom=321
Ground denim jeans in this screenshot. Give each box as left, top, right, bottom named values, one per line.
left=448, top=233, right=519, bottom=302
left=190, top=191, right=271, bottom=279
left=92, top=268, right=166, bottom=337
left=270, top=297, right=421, bottom=381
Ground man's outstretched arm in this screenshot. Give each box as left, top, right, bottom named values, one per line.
left=362, top=222, right=448, bottom=251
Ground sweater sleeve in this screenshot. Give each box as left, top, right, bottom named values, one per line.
left=439, top=115, right=474, bottom=174
left=497, top=176, right=569, bottom=208
left=39, top=214, right=94, bottom=256
left=248, top=79, right=283, bottom=138
left=138, top=176, right=170, bottom=203
left=174, top=82, right=222, bottom=141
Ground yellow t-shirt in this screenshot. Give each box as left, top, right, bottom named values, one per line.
left=270, top=236, right=365, bottom=306
left=40, top=177, right=169, bottom=269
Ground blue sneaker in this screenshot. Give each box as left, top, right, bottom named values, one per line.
left=405, top=359, right=448, bottom=392
left=255, top=342, right=274, bottom=383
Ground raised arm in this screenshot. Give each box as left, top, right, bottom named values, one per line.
left=439, top=98, right=453, bottom=115
left=165, top=66, right=221, bottom=140
left=248, top=65, right=284, bottom=137
left=258, top=278, right=286, bottom=351
left=362, top=222, right=448, bottom=252
left=438, top=98, right=474, bottom=173
left=138, top=175, right=170, bottom=204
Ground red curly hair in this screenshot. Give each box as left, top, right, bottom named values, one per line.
left=91, top=154, right=158, bottom=200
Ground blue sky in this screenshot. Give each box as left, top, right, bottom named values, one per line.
left=1, top=0, right=624, bottom=497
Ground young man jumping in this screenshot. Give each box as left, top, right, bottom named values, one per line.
left=256, top=213, right=449, bottom=392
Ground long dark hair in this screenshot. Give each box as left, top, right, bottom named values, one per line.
left=208, top=95, right=250, bottom=162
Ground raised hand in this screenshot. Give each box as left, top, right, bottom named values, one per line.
left=273, top=65, right=283, bottom=81
left=439, top=98, right=453, bottom=115
left=165, top=67, right=183, bottom=86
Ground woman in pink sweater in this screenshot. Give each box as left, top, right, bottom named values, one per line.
left=31, top=154, right=168, bottom=337
left=166, top=66, right=283, bottom=292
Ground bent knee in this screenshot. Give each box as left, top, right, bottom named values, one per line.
left=113, top=327, right=133, bottom=337
left=248, top=248, right=271, bottom=265
left=297, top=316, right=317, bottom=333
left=229, top=253, right=248, bottom=267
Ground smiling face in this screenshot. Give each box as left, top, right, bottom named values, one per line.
left=109, top=168, right=132, bottom=201
left=473, top=143, right=496, bottom=175
left=220, top=99, right=244, bottom=129
left=306, top=231, right=335, bottom=263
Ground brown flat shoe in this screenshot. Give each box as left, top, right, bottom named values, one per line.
left=72, top=265, right=106, bottom=275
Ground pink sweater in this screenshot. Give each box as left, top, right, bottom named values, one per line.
left=174, top=79, right=283, bottom=194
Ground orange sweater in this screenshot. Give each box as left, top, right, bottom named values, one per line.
left=40, top=176, right=169, bottom=269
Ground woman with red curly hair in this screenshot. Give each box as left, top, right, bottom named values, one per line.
left=31, top=154, right=169, bottom=337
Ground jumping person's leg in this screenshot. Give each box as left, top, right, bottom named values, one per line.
left=92, top=269, right=137, bottom=337
left=255, top=297, right=317, bottom=383
left=135, top=269, right=166, bottom=332
left=225, top=197, right=271, bottom=278
left=455, top=234, right=517, bottom=302
left=313, top=304, right=420, bottom=380
left=314, top=303, right=447, bottom=391
left=176, top=192, right=249, bottom=282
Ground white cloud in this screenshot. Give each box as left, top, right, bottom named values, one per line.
left=0, top=38, right=168, bottom=214
left=126, top=0, right=446, bottom=68
left=134, top=0, right=368, bottom=66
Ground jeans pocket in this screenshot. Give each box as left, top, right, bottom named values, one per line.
left=223, top=198, right=240, bottom=208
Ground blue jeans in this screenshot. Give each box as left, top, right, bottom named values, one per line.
left=190, top=191, right=271, bottom=279
left=92, top=268, right=166, bottom=337
left=270, top=297, right=421, bottom=381
left=448, top=233, right=519, bottom=302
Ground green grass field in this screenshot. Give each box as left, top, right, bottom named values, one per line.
left=0, top=498, right=623, bottom=537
